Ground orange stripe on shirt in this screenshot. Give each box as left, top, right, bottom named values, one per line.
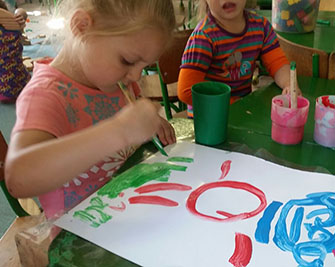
left=188, top=34, right=213, bottom=43
left=183, top=47, right=212, bottom=57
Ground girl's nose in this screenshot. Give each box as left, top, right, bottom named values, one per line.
left=126, top=66, right=143, bottom=82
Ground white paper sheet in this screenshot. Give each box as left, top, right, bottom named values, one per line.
left=55, top=142, right=335, bottom=267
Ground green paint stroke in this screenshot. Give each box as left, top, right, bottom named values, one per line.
left=167, top=157, right=194, bottom=163
left=73, top=197, right=112, bottom=228
left=98, top=162, right=187, bottom=199
left=90, top=196, right=109, bottom=209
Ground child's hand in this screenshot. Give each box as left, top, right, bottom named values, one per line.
left=14, top=14, right=26, bottom=29
left=114, top=98, right=161, bottom=146
left=14, top=8, right=27, bottom=29
left=282, top=86, right=302, bottom=96
left=156, top=117, right=176, bottom=146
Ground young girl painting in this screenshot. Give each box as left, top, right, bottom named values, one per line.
left=5, top=0, right=177, bottom=220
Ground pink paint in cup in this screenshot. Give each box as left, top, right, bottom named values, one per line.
left=271, top=95, right=310, bottom=145
left=314, top=95, right=335, bottom=148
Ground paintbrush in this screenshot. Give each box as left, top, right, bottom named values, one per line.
left=118, top=81, right=168, bottom=157
left=290, top=61, right=297, bottom=109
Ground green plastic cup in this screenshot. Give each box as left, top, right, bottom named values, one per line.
left=192, top=81, right=231, bottom=146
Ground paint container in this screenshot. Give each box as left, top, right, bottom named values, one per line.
left=314, top=95, right=335, bottom=148
left=272, top=0, right=320, bottom=33
left=271, top=95, right=310, bottom=145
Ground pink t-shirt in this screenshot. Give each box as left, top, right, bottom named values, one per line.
left=12, top=61, right=140, bottom=219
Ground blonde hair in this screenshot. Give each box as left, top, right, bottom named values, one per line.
left=58, top=0, right=176, bottom=38
left=197, top=0, right=208, bottom=20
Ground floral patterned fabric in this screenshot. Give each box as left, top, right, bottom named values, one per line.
left=0, top=26, right=30, bottom=101
left=12, top=61, right=139, bottom=218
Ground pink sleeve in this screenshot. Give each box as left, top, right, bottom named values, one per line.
left=13, top=84, right=69, bottom=138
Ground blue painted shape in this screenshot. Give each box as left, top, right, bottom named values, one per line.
left=293, top=241, right=326, bottom=267
left=273, top=192, right=335, bottom=267
left=289, top=207, right=304, bottom=244
left=255, top=201, right=282, bottom=243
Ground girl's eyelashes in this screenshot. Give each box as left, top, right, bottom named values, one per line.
left=121, top=57, right=134, bottom=66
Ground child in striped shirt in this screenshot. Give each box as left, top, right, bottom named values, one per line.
left=178, top=0, right=301, bottom=117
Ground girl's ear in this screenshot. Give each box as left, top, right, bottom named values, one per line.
left=70, top=9, right=93, bottom=37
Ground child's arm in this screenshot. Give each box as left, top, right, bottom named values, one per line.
left=178, top=68, right=206, bottom=105
left=274, top=64, right=302, bottom=95
left=5, top=99, right=162, bottom=198
left=260, top=17, right=301, bottom=95
left=177, top=29, right=212, bottom=106
left=261, top=47, right=302, bottom=95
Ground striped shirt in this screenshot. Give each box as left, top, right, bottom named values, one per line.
left=179, top=10, right=288, bottom=109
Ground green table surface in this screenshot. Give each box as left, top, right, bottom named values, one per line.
left=48, top=76, right=335, bottom=266
left=257, top=10, right=335, bottom=54
left=222, top=75, right=335, bottom=174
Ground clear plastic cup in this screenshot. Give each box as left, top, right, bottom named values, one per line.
left=272, top=0, right=320, bottom=33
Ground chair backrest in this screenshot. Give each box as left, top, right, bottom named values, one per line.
left=0, top=131, right=29, bottom=217
left=319, top=0, right=335, bottom=11
left=156, top=29, right=193, bottom=119
left=328, top=52, right=335, bottom=80
left=157, top=29, right=193, bottom=85
left=0, top=8, right=21, bottom=31
left=277, top=34, right=329, bottom=79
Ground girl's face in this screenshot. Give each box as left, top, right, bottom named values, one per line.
left=206, top=0, right=246, bottom=23
left=76, top=28, right=168, bottom=93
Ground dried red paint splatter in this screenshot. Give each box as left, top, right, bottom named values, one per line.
left=321, top=96, right=335, bottom=109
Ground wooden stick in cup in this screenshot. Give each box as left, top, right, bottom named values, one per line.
left=290, top=61, right=297, bottom=109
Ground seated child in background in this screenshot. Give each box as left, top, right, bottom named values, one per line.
left=5, top=0, right=176, bottom=222
left=178, top=0, right=302, bottom=117
left=0, top=0, right=30, bottom=103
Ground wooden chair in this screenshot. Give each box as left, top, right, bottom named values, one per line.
left=277, top=34, right=329, bottom=79
left=0, top=131, right=44, bottom=266
left=328, top=52, right=335, bottom=80
left=156, top=29, right=193, bottom=120
left=319, top=0, right=335, bottom=11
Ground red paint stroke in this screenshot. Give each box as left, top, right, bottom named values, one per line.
left=333, top=249, right=335, bottom=257
left=135, top=183, right=192, bottom=194
left=216, top=210, right=234, bottom=218
left=220, top=160, right=232, bottom=180
left=186, top=181, right=267, bottom=222
left=129, top=196, right=178, bottom=207
left=321, top=96, right=335, bottom=109
left=229, top=233, right=252, bottom=267
left=109, top=201, right=126, bottom=212
left=119, top=192, right=125, bottom=197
